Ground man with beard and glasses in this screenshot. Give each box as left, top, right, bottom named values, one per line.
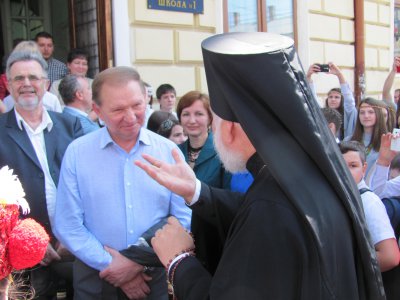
left=0, top=49, right=83, bottom=299
left=135, top=32, right=386, bottom=300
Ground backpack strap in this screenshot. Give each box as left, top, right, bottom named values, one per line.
left=358, top=188, right=371, bottom=195
left=382, top=197, right=400, bottom=240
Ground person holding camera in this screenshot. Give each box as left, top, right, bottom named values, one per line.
left=307, top=62, right=357, bottom=140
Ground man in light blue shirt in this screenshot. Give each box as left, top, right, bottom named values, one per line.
left=53, top=67, right=191, bottom=300
left=59, top=74, right=100, bottom=134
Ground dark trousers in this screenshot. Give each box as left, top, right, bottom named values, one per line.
left=27, top=260, right=73, bottom=300
left=73, top=259, right=168, bottom=300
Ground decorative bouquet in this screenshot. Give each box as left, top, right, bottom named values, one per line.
left=0, top=166, right=49, bottom=280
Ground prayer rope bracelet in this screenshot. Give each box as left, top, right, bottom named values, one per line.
left=166, top=247, right=196, bottom=271
left=167, top=252, right=195, bottom=298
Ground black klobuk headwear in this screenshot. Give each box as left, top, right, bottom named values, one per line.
left=202, top=32, right=384, bottom=298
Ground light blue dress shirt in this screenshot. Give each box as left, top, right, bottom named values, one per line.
left=63, top=106, right=100, bottom=135
left=53, top=127, right=192, bottom=271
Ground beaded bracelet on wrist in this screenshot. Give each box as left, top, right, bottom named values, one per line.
left=166, top=247, right=195, bottom=271
left=167, top=252, right=195, bottom=299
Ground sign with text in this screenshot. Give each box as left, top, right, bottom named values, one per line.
left=148, top=0, right=203, bottom=14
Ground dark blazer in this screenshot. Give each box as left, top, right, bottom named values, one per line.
left=0, top=109, right=83, bottom=237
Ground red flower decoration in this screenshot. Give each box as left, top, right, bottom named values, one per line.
left=8, top=218, right=49, bottom=270
left=0, top=167, right=49, bottom=280
left=0, top=204, right=19, bottom=279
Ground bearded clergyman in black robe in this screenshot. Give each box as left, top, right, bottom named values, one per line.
left=135, top=32, right=385, bottom=299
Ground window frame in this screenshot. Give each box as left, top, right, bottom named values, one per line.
left=1, top=0, right=51, bottom=54
left=223, top=0, right=297, bottom=46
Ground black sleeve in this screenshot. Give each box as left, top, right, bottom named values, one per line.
left=192, top=182, right=243, bottom=236
left=173, top=256, right=212, bottom=300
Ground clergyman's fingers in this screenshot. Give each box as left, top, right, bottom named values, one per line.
left=140, top=153, right=163, bottom=168
left=171, top=148, right=184, bottom=164
left=134, top=160, right=159, bottom=180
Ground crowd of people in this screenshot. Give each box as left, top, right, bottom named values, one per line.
left=1, top=30, right=400, bottom=299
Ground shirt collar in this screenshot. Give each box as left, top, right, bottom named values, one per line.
left=64, top=106, right=88, bottom=117
left=14, top=108, right=53, bottom=132
left=357, top=179, right=367, bottom=190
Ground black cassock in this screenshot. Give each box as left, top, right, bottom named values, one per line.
left=174, top=154, right=366, bottom=299
left=171, top=32, right=385, bottom=299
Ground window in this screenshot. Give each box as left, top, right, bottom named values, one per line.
left=224, top=0, right=295, bottom=40
left=9, top=0, right=46, bottom=40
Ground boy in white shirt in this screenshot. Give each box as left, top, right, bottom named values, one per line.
left=339, top=140, right=399, bottom=272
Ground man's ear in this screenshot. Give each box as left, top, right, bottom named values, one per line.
left=362, top=162, right=368, bottom=176
left=92, top=102, right=101, bottom=119
left=75, top=90, right=84, bottom=101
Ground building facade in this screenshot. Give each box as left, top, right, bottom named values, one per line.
left=112, top=0, right=397, bottom=105
left=0, top=0, right=398, bottom=104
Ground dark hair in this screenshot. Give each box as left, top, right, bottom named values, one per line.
left=325, top=88, right=344, bottom=138
left=339, top=140, right=366, bottom=164
left=59, top=74, right=84, bottom=105
left=396, top=100, right=400, bottom=128
left=158, top=119, right=180, bottom=139
left=350, top=97, right=387, bottom=152
left=375, top=100, right=396, bottom=133
left=388, top=106, right=396, bottom=133
left=67, top=48, right=89, bottom=63
left=176, top=91, right=212, bottom=126
left=34, top=31, right=53, bottom=42
left=390, top=153, right=400, bottom=171
left=92, top=66, right=145, bottom=105
left=147, top=111, right=177, bottom=133
left=325, top=88, right=344, bottom=113
left=321, top=107, right=342, bottom=135
left=156, top=83, right=176, bottom=99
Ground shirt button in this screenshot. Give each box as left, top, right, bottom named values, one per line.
left=127, top=182, right=131, bottom=186
left=129, top=230, right=133, bottom=234
left=128, top=205, right=132, bottom=209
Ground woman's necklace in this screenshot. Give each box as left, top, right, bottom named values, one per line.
left=188, top=142, right=203, bottom=164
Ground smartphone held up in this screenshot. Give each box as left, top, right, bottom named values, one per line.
left=391, top=129, right=400, bottom=151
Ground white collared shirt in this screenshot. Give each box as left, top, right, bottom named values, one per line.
left=15, top=109, right=57, bottom=224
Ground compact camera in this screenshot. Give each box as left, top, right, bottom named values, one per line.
left=316, top=64, right=330, bottom=72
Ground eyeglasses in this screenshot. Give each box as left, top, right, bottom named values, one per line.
left=10, top=75, right=46, bottom=84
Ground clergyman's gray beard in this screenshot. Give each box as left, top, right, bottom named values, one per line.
left=17, top=96, right=39, bottom=111
left=213, top=129, right=247, bottom=173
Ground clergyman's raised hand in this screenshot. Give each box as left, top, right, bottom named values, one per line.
left=134, top=149, right=197, bottom=203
